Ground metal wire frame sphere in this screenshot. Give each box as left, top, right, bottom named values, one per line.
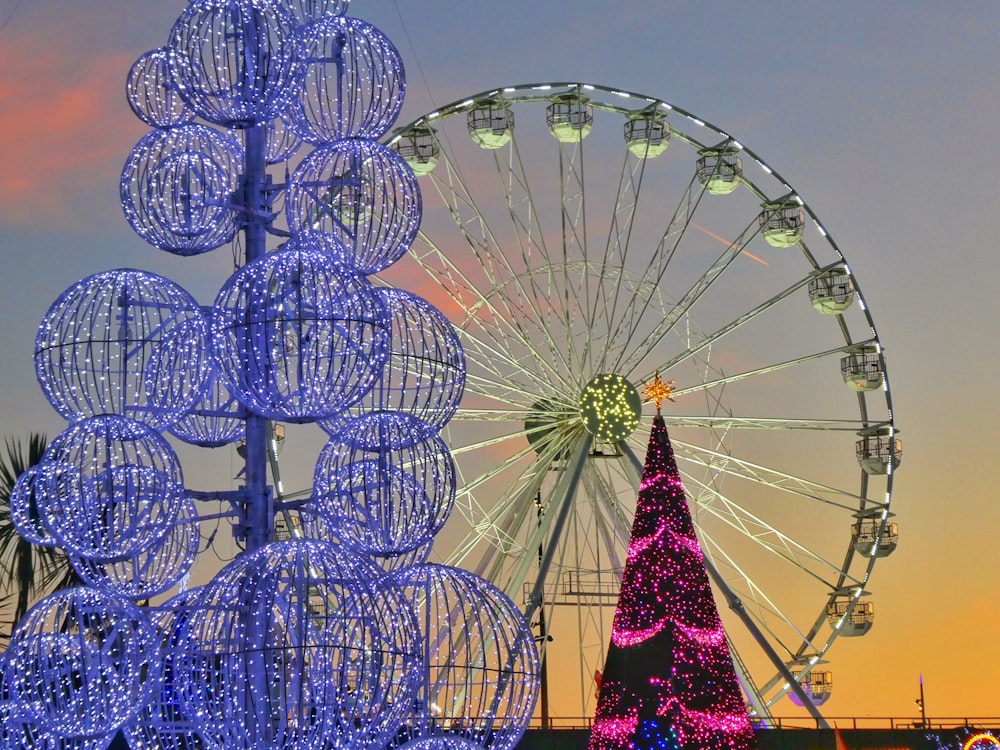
left=9, top=463, right=61, bottom=547
left=311, top=417, right=456, bottom=557
left=168, top=363, right=246, bottom=447
left=167, top=0, right=304, bottom=127
left=394, top=735, right=487, bottom=750
left=34, top=269, right=212, bottom=428
left=391, top=564, right=541, bottom=750
left=283, top=0, right=351, bottom=27
left=38, top=415, right=186, bottom=562
left=126, top=47, right=195, bottom=129
left=121, top=124, right=244, bottom=255
left=211, top=245, right=391, bottom=422
left=4, top=586, right=161, bottom=739
left=296, top=506, right=434, bottom=572
left=0, top=673, right=114, bottom=750
left=0, top=715, right=113, bottom=750
left=68, top=497, right=200, bottom=601
left=286, top=138, right=421, bottom=274
left=319, top=288, right=465, bottom=436
left=168, top=539, right=421, bottom=750
left=232, top=111, right=303, bottom=165
left=287, top=15, right=405, bottom=144
left=122, top=588, right=225, bottom=750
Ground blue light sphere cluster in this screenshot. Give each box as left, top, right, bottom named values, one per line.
left=9, top=1, right=540, bottom=748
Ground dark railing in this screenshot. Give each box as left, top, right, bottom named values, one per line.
left=524, top=716, right=1000, bottom=731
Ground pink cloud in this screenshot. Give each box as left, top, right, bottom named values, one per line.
left=0, top=40, right=146, bottom=228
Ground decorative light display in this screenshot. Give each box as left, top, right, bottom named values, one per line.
left=587, top=414, right=756, bottom=750
left=297, top=506, right=435, bottom=572
left=121, top=124, right=244, bottom=255
left=579, top=373, right=643, bottom=443
left=167, top=0, right=305, bottom=127
left=286, top=138, right=421, bottom=273
left=210, top=244, right=390, bottom=421
left=68, top=497, right=199, bottom=600
left=9, top=463, right=61, bottom=547
left=283, top=0, right=351, bottom=26
left=13, top=2, right=543, bottom=748
left=319, top=288, right=466, bottom=435
left=311, top=416, right=456, bottom=556
left=4, top=587, right=160, bottom=738
left=34, top=269, right=211, bottom=428
left=125, top=47, right=195, bottom=129
left=391, top=564, right=541, bottom=750
left=167, top=364, right=246, bottom=447
left=38, top=415, right=186, bottom=561
left=392, top=736, right=486, bottom=750
left=122, top=588, right=224, bottom=750
left=0, top=711, right=113, bottom=750
left=289, top=15, right=405, bottom=143
left=169, top=539, right=421, bottom=750
left=233, top=112, right=304, bottom=164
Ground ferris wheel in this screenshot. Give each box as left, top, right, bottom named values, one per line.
left=379, top=82, right=901, bottom=720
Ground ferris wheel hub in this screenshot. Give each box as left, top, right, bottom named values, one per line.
left=579, top=374, right=642, bottom=443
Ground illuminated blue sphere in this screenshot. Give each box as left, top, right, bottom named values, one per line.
left=68, top=497, right=199, bottom=600
left=233, top=112, right=303, bottom=165
left=126, top=47, right=195, bottom=129
left=9, top=464, right=60, bottom=548
left=284, top=0, right=351, bottom=27
left=391, top=564, right=541, bottom=750
left=287, top=16, right=405, bottom=143
left=297, top=506, right=434, bottom=572
left=167, top=0, right=304, bottom=127
left=34, top=269, right=211, bottom=428
left=122, top=588, right=223, bottom=750
left=211, top=245, right=390, bottom=422
left=394, top=737, right=486, bottom=750
left=286, top=138, right=421, bottom=274
left=320, top=288, right=465, bottom=436
left=121, top=124, right=244, bottom=255
left=312, top=417, right=456, bottom=557
left=168, top=364, right=246, bottom=447
left=170, top=539, right=420, bottom=750
left=39, top=416, right=186, bottom=561
left=5, top=587, right=160, bottom=739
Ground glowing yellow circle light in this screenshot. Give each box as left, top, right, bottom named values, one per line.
left=579, top=374, right=642, bottom=442
left=964, top=733, right=1000, bottom=750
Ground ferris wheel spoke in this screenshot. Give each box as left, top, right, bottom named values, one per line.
left=406, top=236, right=577, bottom=396
left=600, top=170, right=709, bottom=373
left=552, top=140, right=594, bottom=377
left=642, top=266, right=841, bottom=383
left=590, top=153, right=643, bottom=360
left=698, top=528, right=823, bottom=662
left=663, top=415, right=872, bottom=432
left=425, top=137, right=582, bottom=383
left=615, top=218, right=764, bottom=378
left=669, top=341, right=876, bottom=399
left=416, top=224, right=575, bottom=394
left=672, top=438, right=866, bottom=513
left=685, top=475, right=864, bottom=591
left=444, top=427, right=584, bottom=566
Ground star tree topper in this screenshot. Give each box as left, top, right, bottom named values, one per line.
left=643, top=372, right=675, bottom=412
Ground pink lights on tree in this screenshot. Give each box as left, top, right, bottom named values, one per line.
left=588, top=414, right=757, bottom=750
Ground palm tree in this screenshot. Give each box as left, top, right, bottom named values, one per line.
left=0, top=433, right=76, bottom=643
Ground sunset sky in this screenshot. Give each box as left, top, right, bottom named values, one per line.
left=2, top=0, right=999, bottom=724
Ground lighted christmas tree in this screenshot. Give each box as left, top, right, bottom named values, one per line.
left=588, top=376, right=757, bottom=750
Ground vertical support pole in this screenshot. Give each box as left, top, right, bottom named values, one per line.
left=242, top=122, right=272, bottom=553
